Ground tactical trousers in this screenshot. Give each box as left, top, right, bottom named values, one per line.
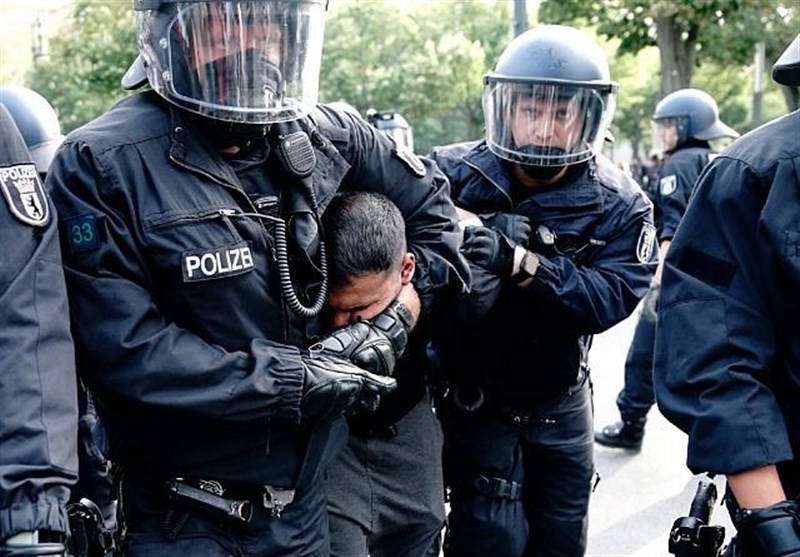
left=326, top=390, right=445, bottom=557
left=616, top=312, right=657, bottom=423
left=442, top=374, right=594, bottom=557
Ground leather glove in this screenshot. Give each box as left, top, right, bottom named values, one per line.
left=461, top=226, right=516, bottom=277
left=310, top=300, right=414, bottom=378
left=733, top=500, right=800, bottom=557
left=480, top=212, right=531, bottom=247
left=300, top=351, right=396, bottom=423
left=641, top=284, right=660, bottom=323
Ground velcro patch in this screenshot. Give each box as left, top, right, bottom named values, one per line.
left=637, top=223, right=657, bottom=264
left=64, top=214, right=102, bottom=254
left=182, top=241, right=255, bottom=282
left=659, top=174, right=677, bottom=196
left=394, top=146, right=426, bottom=178
left=0, top=163, right=49, bottom=226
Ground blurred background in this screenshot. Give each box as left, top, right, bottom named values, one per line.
left=1, top=0, right=797, bottom=163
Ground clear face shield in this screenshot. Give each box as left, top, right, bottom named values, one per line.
left=137, top=0, right=326, bottom=124
left=651, top=117, right=684, bottom=156
left=483, top=79, right=617, bottom=167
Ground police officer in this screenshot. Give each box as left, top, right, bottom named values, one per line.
left=595, top=87, right=738, bottom=450
left=45, top=1, right=470, bottom=556
left=0, top=102, right=78, bottom=555
left=428, top=25, right=657, bottom=556
left=366, top=109, right=415, bottom=153
left=322, top=191, right=445, bottom=557
left=654, top=34, right=800, bottom=557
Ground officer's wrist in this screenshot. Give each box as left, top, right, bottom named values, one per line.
left=5, top=531, right=39, bottom=545
left=511, top=245, right=526, bottom=276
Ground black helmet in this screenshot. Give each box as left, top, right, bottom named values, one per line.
left=0, top=85, right=64, bottom=173
left=651, top=88, right=738, bottom=154
left=366, top=109, right=414, bottom=152
left=483, top=24, right=619, bottom=168
left=129, top=0, right=327, bottom=124
left=772, top=34, right=800, bottom=87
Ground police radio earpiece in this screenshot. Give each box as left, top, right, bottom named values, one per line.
left=269, top=125, right=328, bottom=318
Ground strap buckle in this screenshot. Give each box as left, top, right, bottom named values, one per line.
left=262, top=486, right=295, bottom=518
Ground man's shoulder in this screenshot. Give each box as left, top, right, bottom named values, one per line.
left=428, top=140, right=484, bottom=162
left=65, top=91, right=170, bottom=151
left=593, top=155, right=646, bottom=202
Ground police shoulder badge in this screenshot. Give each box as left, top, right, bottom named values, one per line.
left=636, top=222, right=656, bottom=264
left=0, top=163, right=49, bottom=226
left=394, top=146, right=426, bottom=178
left=659, top=174, right=677, bottom=196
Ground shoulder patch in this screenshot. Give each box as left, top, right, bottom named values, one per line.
left=637, top=223, right=657, bottom=264
left=394, top=146, right=426, bottom=178
left=63, top=214, right=102, bottom=254
left=659, top=174, right=677, bottom=196
left=0, top=163, right=49, bottom=226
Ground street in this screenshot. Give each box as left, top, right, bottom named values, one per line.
left=586, top=306, right=734, bottom=556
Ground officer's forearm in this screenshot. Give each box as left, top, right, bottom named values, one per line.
left=727, top=465, right=786, bottom=508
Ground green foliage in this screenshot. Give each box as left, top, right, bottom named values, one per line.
left=20, top=0, right=796, bottom=153
left=26, top=0, right=136, bottom=133
left=320, top=0, right=513, bottom=153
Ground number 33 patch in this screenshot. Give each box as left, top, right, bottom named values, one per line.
left=63, top=213, right=104, bottom=254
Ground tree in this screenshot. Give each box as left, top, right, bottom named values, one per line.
left=26, top=0, right=136, bottom=133
left=538, top=0, right=797, bottom=105
left=320, top=0, right=514, bottom=153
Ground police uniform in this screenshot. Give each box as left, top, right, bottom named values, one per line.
left=0, top=104, right=78, bottom=545
left=654, top=109, right=800, bottom=534
left=615, top=141, right=714, bottom=424
left=429, top=140, right=656, bottom=556
left=46, top=91, right=468, bottom=556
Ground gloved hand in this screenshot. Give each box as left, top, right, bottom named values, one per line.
left=480, top=212, right=531, bottom=247
left=461, top=226, right=516, bottom=277
left=733, top=499, right=800, bottom=557
left=310, top=300, right=414, bottom=378
left=300, top=351, right=396, bottom=423
left=641, top=284, right=660, bottom=322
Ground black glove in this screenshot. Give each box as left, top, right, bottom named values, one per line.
left=480, top=212, right=531, bottom=247
left=310, top=300, right=414, bottom=378
left=300, top=352, right=396, bottom=423
left=641, top=284, right=660, bottom=323
left=733, top=500, right=800, bottom=557
left=461, top=226, right=516, bottom=277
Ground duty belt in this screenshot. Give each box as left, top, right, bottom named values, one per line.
left=167, top=477, right=295, bottom=520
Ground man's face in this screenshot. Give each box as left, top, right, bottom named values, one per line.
left=327, top=254, right=415, bottom=328
left=186, top=7, right=283, bottom=68
left=510, top=95, right=583, bottom=151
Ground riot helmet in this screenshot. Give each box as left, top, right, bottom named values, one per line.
left=131, top=0, right=327, bottom=125
left=651, top=88, right=738, bottom=155
left=772, top=34, right=800, bottom=87
left=366, top=109, right=414, bottom=152
left=483, top=25, right=618, bottom=170
left=0, top=85, right=64, bottom=173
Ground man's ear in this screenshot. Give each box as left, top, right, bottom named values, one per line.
left=400, top=253, right=415, bottom=284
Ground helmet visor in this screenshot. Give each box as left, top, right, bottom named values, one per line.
left=483, top=79, right=616, bottom=167
left=651, top=117, right=684, bottom=155
left=138, top=0, right=326, bottom=123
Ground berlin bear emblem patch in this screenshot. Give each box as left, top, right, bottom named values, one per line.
left=0, top=163, right=49, bottom=226
left=637, top=223, right=656, bottom=264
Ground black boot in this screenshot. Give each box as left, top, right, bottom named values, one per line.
left=594, top=418, right=646, bottom=450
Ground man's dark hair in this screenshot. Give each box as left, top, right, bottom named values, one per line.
left=323, top=191, right=407, bottom=288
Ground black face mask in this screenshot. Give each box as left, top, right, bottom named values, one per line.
left=195, top=50, right=284, bottom=149
left=517, top=145, right=568, bottom=181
